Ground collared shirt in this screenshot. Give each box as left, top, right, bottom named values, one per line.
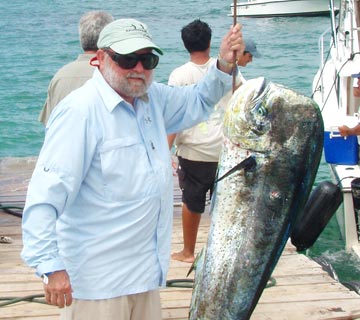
left=38, top=53, right=96, bottom=126
left=21, top=66, right=232, bottom=300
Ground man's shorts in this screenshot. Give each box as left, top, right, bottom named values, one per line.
left=177, top=156, right=218, bottom=214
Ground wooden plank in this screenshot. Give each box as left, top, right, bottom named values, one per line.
left=0, top=302, right=59, bottom=319
left=1, top=158, right=360, bottom=319
left=253, top=300, right=360, bottom=320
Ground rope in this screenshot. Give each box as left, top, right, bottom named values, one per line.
left=165, top=276, right=277, bottom=289
left=166, top=279, right=193, bottom=288
left=0, top=205, right=23, bottom=210
left=0, top=277, right=277, bottom=307
left=0, top=294, right=46, bottom=307
left=0, top=203, right=23, bottom=218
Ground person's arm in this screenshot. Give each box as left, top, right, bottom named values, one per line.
left=22, top=103, right=96, bottom=307
left=354, top=78, right=360, bottom=97
left=166, top=67, right=188, bottom=149
left=338, top=124, right=360, bottom=136
left=167, top=133, right=176, bottom=150
left=353, top=87, right=360, bottom=97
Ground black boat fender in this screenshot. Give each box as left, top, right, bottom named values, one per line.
left=291, top=181, right=343, bottom=251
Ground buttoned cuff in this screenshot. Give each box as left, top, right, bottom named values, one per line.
left=36, top=257, right=66, bottom=278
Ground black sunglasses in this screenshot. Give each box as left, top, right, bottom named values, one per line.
left=104, top=49, right=159, bottom=70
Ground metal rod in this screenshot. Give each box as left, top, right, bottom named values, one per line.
left=232, top=0, right=237, bottom=93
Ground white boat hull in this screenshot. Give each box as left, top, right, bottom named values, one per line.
left=312, top=0, right=360, bottom=258
left=230, top=0, right=336, bottom=18
left=330, top=165, right=360, bottom=252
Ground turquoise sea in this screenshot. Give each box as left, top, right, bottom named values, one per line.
left=1, top=1, right=359, bottom=285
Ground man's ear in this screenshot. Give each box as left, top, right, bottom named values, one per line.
left=97, top=49, right=105, bottom=62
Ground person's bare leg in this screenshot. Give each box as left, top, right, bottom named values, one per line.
left=172, top=203, right=201, bottom=263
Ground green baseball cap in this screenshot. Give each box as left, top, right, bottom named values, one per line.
left=97, top=18, right=163, bottom=55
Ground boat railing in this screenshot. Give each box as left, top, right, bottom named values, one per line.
left=316, top=1, right=359, bottom=102
left=316, top=26, right=333, bottom=103
left=336, top=0, right=360, bottom=63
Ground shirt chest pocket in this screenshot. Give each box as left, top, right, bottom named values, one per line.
left=99, top=136, right=156, bottom=201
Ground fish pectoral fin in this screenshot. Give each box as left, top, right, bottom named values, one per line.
left=187, top=247, right=205, bottom=277
left=186, top=264, right=195, bottom=277
left=215, top=155, right=256, bottom=183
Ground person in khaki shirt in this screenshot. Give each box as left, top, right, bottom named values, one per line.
left=39, top=11, right=113, bottom=125
left=168, top=19, right=260, bottom=263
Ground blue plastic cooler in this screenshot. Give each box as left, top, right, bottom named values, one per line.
left=324, top=129, right=359, bottom=165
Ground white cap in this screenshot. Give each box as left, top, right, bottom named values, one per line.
left=97, top=18, right=163, bottom=55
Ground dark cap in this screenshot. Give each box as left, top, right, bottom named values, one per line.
left=351, top=72, right=360, bottom=78
left=244, top=38, right=261, bottom=58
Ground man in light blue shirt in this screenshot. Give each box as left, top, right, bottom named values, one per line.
left=21, top=18, right=244, bottom=320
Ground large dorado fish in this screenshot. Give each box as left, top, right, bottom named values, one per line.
left=189, top=77, right=324, bottom=319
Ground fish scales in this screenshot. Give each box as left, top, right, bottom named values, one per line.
left=189, top=77, right=324, bottom=320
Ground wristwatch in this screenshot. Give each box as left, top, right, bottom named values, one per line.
left=217, top=54, right=235, bottom=69
left=42, top=272, right=53, bottom=285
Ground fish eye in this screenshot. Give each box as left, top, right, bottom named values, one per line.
left=253, top=101, right=268, bottom=117
left=258, top=106, right=267, bottom=116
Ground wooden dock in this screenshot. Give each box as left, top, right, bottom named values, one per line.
left=1, top=157, right=360, bottom=320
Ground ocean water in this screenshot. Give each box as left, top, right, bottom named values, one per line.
left=1, top=1, right=359, bottom=284
left=0, top=1, right=331, bottom=157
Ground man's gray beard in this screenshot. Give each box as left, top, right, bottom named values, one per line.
left=102, top=55, right=152, bottom=98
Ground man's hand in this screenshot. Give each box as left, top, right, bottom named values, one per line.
left=338, top=125, right=351, bottom=137
left=218, top=23, right=245, bottom=74
left=43, top=270, right=73, bottom=308
left=338, top=124, right=360, bottom=137
left=354, top=78, right=360, bottom=98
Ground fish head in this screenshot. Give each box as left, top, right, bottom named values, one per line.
left=223, top=77, right=273, bottom=153
left=223, top=77, right=323, bottom=156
